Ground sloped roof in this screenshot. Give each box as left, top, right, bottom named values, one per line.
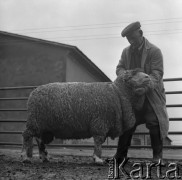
left=0, top=31, right=111, bottom=82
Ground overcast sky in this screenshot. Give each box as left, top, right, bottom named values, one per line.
left=0, top=0, right=182, bottom=144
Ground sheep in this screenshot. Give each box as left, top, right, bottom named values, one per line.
left=21, top=69, right=150, bottom=164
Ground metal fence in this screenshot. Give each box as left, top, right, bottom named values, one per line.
left=0, top=78, right=182, bottom=149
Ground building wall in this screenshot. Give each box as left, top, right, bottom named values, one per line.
left=65, top=55, right=100, bottom=82
left=0, top=35, right=67, bottom=87
left=0, top=36, right=69, bottom=145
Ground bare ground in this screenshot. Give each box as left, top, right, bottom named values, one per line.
left=0, top=148, right=182, bottom=180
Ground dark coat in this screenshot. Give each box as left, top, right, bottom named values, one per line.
left=116, top=37, right=169, bottom=139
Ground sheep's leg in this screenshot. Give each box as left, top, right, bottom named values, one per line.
left=93, top=136, right=106, bottom=165
left=22, top=129, right=33, bottom=163
left=36, top=137, right=49, bottom=162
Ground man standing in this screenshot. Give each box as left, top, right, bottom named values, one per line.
left=115, top=21, right=169, bottom=163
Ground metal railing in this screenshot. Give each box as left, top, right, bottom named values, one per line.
left=0, top=78, right=182, bottom=149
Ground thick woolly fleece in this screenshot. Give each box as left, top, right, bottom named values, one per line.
left=25, top=69, right=146, bottom=143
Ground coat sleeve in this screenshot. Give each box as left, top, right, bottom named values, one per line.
left=116, top=49, right=127, bottom=76
left=146, top=48, right=164, bottom=91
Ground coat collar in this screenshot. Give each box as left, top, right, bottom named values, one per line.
left=143, top=37, right=152, bottom=50
left=141, top=37, right=152, bottom=69
left=128, top=37, right=151, bottom=69
left=126, top=37, right=152, bottom=70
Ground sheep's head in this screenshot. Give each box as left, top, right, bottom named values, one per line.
left=115, top=68, right=150, bottom=110
left=124, top=68, right=150, bottom=92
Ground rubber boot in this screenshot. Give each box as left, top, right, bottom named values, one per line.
left=114, top=127, right=136, bottom=164
left=149, top=126, right=163, bottom=164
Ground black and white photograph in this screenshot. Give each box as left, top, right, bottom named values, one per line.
left=0, top=0, right=182, bottom=179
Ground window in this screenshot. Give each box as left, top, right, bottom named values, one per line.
left=132, top=138, right=141, bottom=145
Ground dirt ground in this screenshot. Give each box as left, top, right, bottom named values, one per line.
left=0, top=154, right=108, bottom=180
left=0, top=148, right=182, bottom=180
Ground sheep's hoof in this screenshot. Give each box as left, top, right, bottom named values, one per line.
left=93, top=154, right=104, bottom=165
left=22, top=158, right=32, bottom=164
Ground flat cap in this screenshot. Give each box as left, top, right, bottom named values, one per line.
left=121, top=21, right=141, bottom=37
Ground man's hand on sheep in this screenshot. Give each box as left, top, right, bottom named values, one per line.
left=141, top=77, right=155, bottom=92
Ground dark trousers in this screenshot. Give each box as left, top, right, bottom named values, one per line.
left=115, top=98, right=163, bottom=160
